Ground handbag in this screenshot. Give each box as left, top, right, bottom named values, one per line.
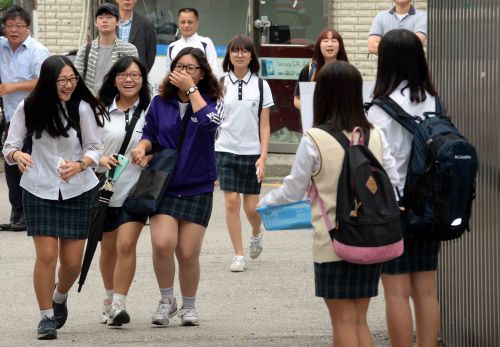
left=124, top=106, right=191, bottom=215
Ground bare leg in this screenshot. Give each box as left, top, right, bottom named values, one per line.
left=33, top=236, right=58, bottom=310
left=325, top=298, right=367, bottom=347
left=175, top=221, right=206, bottom=297
left=57, top=238, right=86, bottom=294
left=354, top=298, right=374, bottom=347
left=113, top=222, right=144, bottom=295
left=99, top=230, right=117, bottom=292
left=242, top=194, right=262, bottom=237
left=224, top=191, right=243, bottom=255
left=150, top=215, right=178, bottom=289
left=411, top=271, right=440, bottom=347
left=381, top=273, right=414, bottom=347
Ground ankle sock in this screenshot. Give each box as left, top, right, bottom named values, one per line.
left=53, top=288, right=68, bottom=304
left=182, top=296, right=196, bottom=309
left=159, top=287, right=174, bottom=304
left=112, top=293, right=127, bottom=305
left=40, top=309, right=54, bottom=319
left=105, top=289, right=113, bottom=302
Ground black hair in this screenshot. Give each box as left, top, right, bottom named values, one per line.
left=313, top=28, right=348, bottom=73
left=98, top=56, right=151, bottom=112
left=178, top=8, right=199, bottom=19
left=24, top=55, right=108, bottom=139
left=222, top=35, right=260, bottom=74
left=161, top=47, right=222, bottom=101
left=372, top=29, right=437, bottom=102
left=2, top=5, right=31, bottom=26
left=313, top=61, right=371, bottom=131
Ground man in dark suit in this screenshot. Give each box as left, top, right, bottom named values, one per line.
left=115, top=0, right=157, bottom=72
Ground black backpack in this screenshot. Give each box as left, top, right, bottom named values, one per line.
left=315, top=126, right=403, bottom=264
left=371, top=96, right=478, bottom=241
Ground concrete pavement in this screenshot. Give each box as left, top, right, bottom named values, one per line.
left=0, top=171, right=391, bottom=346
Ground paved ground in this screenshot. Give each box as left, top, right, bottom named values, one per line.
left=0, top=157, right=393, bottom=346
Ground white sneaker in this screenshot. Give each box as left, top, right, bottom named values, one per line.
left=179, top=307, right=200, bottom=326
left=107, top=301, right=130, bottom=326
left=249, top=232, right=263, bottom=259
left=151, top=298, right=178, bottom=326
left=230, top=256, right=247, bottom=272
left=100, top=299, right=111, bottom=324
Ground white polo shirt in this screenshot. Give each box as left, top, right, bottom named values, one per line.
left=215, top=70, right=274, bottom=155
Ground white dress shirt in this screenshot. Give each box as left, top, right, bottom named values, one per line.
left=3, top=100, right=103, bottom=200
left=367, top=82, right=436, bottom=195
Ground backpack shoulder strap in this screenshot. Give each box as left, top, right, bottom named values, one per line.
left=308, top=62, right=316, bottom=81
left=82, top=43, right=92, bottom=82
left=316, top=124, right=349, bottom=149
left=257, top=77, right=264, bottom=120
left=371, top=97, right=417, bottom=134
left=201, top=41, right=207, bottom=55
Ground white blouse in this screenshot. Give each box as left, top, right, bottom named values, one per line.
left=3, top=100, right=103, bottom=200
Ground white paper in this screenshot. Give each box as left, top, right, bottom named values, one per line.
left=299, top=82, right=315, bottom=134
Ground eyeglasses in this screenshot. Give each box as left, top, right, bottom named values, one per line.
left=230, top=50, right=251, bottom=57
left=173, top=64, right=201, bottom=74
left=57, top=76, right=79, bottom=86
left=4, top=24, right=29, bottom=30
left=116, top=72, right=143, bottom=81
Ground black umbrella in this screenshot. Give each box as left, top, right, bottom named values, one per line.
left=78, top=178, right=114, bottom=292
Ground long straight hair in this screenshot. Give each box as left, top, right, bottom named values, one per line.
left=313, top=28, right=348, bottom=74
left=98, top=56, right=151, bottom=111
left=313, top=61, right=371, bottom=132
left=372, top=29, right=437, bottom=102
left=24, top=55, right=108, bottom=139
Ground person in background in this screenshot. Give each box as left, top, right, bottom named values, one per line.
left=293, top=28, right=348, bottom=110
left=260, top=61, right=398, bottom=347
left=367, top=29, right=441, bottom=347
left=96, top=56, right=151, bottom=326
left=368, top=0, right=427, bottom=55
left=74, top=3, right=138, bottom=95
left=165, top=8, right=220, bottom=77
left=2, top=55, right=107, bottom=340
left=115, top=0, right=157, bottom=73
left=0, top=5, right=50, bottom=232
left=215, top=35, right=273, bottom=272
left=131, top=47, right=223, bottom=327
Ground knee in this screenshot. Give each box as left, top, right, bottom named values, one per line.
left=37, top=250, right=58, bottom=268
left=100, top=242, right=117, bottom=260
left=60, top=259, right=82, bottom=276
left=152, top=242, right=175, bottom=259
left=225, top=194, right=240, bottom=213
left=117, top=239, right=136, bottom=257
left=176, top=248, right=199, bottom=266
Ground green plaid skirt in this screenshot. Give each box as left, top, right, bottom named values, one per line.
left=23, top=189, right=92, bottom=239
left=152, top=192, right=213, bottom=227
left=382, top=238, right=441, bottom=274
left=314, top=261, right=382, bottom=299
left=216, top=152, right=261, bottom=194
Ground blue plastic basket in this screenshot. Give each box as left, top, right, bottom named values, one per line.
left=257, top=201, right=312, bottom=231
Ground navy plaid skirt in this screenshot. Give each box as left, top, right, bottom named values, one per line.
left=314, top=261, right=382, bottom=299
left=216, top=152, right=261, bottom=194
left=152, top=192, right=213, bottom=227
left=103, top=207, right=147, bottom=233
left=382, top=238, right=441, bottom=274
left=22, top=189, right=92, bottom=239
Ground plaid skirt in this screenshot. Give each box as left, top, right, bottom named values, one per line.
left=152, top=192, right=213, bottom=227
left=382, top=238, right=441, bottom=274
left=23, top=189, right=92, bottom=239
left=216, top=152, right=261, bottom=194
left=103, top=207, right=147, bottom=233
left=314, top=261, right=382, bottom=299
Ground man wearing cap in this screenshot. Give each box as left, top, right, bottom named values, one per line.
left=368, top=0, right=427, bottom=55
left=74, top=3, right=138, bottom=95
left=115, top=0, right=157, bottom=73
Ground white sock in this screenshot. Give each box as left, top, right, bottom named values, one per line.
left=40, top=309, right=54, bottom=319
left=53, top=288, right=68, bottom=304
left=112, top=293, right=127, bottom=305
left=105, top=289, right=113, bottom=302
left=159, top=287, right=174, bottom=304
left=182, top=296, right=196, bottom=309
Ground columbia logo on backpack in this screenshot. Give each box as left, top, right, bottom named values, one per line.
left=370, top=96, right=478, bottom=241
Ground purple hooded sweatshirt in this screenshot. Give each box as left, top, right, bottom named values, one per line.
left=141, top=93, right=224, bottom=197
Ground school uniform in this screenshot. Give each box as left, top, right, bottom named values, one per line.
left=96, top=97, right=148, bottom=232
left=260, top=126, right=398, bottom=299
left=215, top=71, right=273, bottom=194
left=141, top=93, right=224, bottom=227
left=2, top=100, right=103, bottom=239
left=367, top=82, right=441, bottom=274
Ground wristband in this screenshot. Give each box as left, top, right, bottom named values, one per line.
left=76, top=160, right=88, bottom=172
left=11, top=150, right=20, bottom=162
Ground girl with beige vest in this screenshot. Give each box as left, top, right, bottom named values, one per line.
left=260, top=61, right=398, bottom=347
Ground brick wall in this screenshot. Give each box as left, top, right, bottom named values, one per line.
left=36, top=0, right=90, bottom=54
left=331, top=0, right=428, bottom=79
